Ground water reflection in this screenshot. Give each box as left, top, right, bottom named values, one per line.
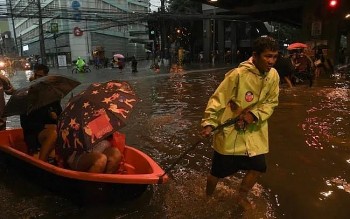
left=164, top=171, right=276, bottom=219
left=325, top=177, right=350, bottom=194
left=1, top=69, right=350, bottom=218
left=301, top=87, right=349, bottom=150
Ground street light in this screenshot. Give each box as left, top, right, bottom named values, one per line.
left=30, top=0, right=46, bottom=64
left=212, top=7, right=216, bottom=65
left=47, top=22, right=59, bottom=67
left=8, top=0, right=18, bottom=55
left=328, top=0, right=338, bottom=8
left=160, top=0, right=166, bottom=65
left=46, top=31, right=58, bottom=67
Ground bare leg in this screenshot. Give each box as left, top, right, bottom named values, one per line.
left=284, top=76, right=293, bottom=88
left=88, top=154, right=107, bottom=173
left=38, top=126, right=57, bottom=161
left=103, top=147, right=122, bottom=173
left=206, top=174, right=219, bottom=196
left=315, top=68, right=320, bottom=78
left=237, top=170, right=262, bottom=210
left=69, top=152, right=107, bottom=173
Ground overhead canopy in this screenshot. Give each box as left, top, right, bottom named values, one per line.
left=129, top=38, right=153, bottom=44
left=192, top=0, right=304, bottom=26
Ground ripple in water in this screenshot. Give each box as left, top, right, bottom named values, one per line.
left=164, top=170, right=276, bottom=219
left=301, top=88, right=349, bottom=151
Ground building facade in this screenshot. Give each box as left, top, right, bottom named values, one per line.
left=8, top=0, right=150, bottom=67
left=201, top=5, right=269, bottom=64
left=0, top=18, right=16, bottom=56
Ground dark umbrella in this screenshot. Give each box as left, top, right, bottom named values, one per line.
left=56, top=80, right=137, bottom=161
left=3, top=75, right=80, bottom=117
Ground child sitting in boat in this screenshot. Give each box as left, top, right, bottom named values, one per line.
left=64, top=134, right=123, bottom=173
left=20, top=64, right=62, bottom=162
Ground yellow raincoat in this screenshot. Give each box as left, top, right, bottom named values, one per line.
left=201, top=59, right=279, bottom=156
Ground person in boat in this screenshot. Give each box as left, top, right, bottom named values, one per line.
left=20, top=64, right=62, bottom=161
left=201, top=36, right=279, bottom=210
left=0, top=74, right=15, bottom=130
left=65, top=134, right=123, bottom=173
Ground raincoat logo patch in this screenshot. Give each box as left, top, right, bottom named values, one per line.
left=245, top=91, right=254, bottom=102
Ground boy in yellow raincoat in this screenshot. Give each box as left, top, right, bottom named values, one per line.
left=201, top=36, right=279, bottom=210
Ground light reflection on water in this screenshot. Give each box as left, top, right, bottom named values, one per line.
left=1, top=69, right=350, bottom=218
left=300, top=87, right=349, bottom=150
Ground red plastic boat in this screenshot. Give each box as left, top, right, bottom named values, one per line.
left=0, top=128, right=168, bottom=202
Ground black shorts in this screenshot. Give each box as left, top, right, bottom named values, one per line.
left=210, top=151, right=267, bottom=178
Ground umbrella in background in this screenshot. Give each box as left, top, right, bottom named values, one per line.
left=113, top=54, right=125, bottom=60
left=3, top=75, right=80, bottom=117
left=287, top=42, right=308, bottom=50
left=56, top=80, right=137, bottom=161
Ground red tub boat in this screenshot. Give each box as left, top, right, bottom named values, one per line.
left=0, top=128, right=168, bottom=203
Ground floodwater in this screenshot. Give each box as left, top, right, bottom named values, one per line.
left=0, top=67, right=349, bottom=219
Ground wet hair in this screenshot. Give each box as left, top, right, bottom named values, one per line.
left=34, top=64, right=49, bottom=74
left=252, top=36, right=279, bottom=55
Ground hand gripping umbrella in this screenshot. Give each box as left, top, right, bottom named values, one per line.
left=3, top=75, right=81, bottom=117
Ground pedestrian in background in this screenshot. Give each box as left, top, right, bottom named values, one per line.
left=314, top=49, right=325, bottom=78
left=274, top=52, right=294, bottom=88
left=131, top=56, right=138, bottom=73
left=201, top=36, right=279, bottom=210
left=117, top=58, right=125, bottom=73
left=0, top=74, right=15, bottom=130
left=75, top=57, right=86, bottom=73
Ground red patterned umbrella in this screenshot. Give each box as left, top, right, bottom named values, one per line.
left=287, top=42, right=307, bottom=50
left=56, top=80, right=137, bottom=161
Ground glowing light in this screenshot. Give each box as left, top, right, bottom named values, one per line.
left=320, top=191, right=333, bottom=197
left=329, top=0, right=337, bottom=8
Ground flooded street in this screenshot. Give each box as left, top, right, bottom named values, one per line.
left=0, top=68, right=349, bottom=219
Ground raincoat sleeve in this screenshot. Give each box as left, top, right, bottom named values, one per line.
left=250, top=71, right=279, bottom=123
left=76, top=59, right=85, bottom=67
left=201, top=69, right=239, bottom=128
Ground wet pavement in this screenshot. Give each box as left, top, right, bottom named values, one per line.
left=0, top=63, right=349, bottom=219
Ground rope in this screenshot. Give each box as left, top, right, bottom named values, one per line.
left=157, top=117, right=239, bottom=184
